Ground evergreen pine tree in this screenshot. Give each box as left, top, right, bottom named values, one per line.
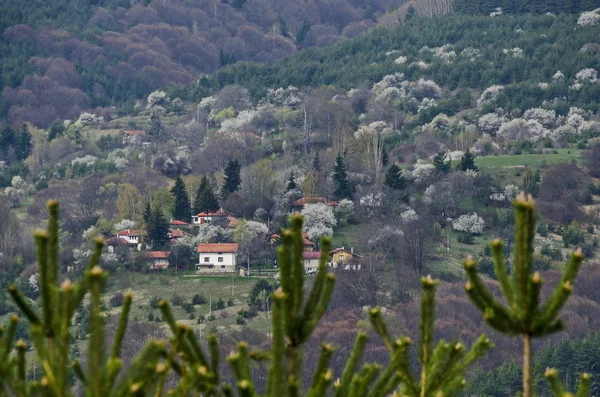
left=286, top=171, right=298, bottom=192
left=170, top=176, right=191, bottom=222
left=148, top=113, right=167, bottom=142
left=221, top=159, right=241, bottom=199
left=16, top=124, right=31, bottom=161
left=384, top=164, right=407, bottom=191
left=381, top=146, right=389, bottom=167
left=48, top=120, right=65, bottom=142
left=194, top=175, right=220, bottom=214
left=460, top=149, right=477, bottom=172
left=143, top=201, right=152, bottom=225
left=333, top=153, right=351, bottom=199
left=148, top=207, right=170, bottom=250
left=433, top=151, right=450, bottom=174
left=313, top=151, right=322, bottom=172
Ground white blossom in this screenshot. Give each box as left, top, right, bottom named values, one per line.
left=28, top=273, right=39, bottom=292
left=504, top=184, right=520, bottom=201
left=301, top=203, right=337, bottom=241
left=411, top=160, right=435, bottom=182
left=115, top=219, right=135, bottom=231
left=523, top=108, right=555, bottom=128
left=575, top=68, right=598, bottom=82
left=71, top=155, right=97, bottom=167
left=401, top=209, right=418, bottom=222
left=423, top=185, right=436, bottom=205
left=477, top=113, right=505, bottom=134
left=409, top=61, right=429, bottom=69
left=220, top=109, right=259, bottom=133
left=199, top=96, right=217, bottom=111
left=502, top=47, right=524, bottom=58
left=394, top=56, right=407, bottom=65
left=477, top=85, right=504, bottom=107
left=552, top=70, right=565, bottom=81
left=460, top=47, right=480, bottom=62
left=578, top=9, right=600, bottom=25
left=448, top=150, right=465, bottom=161
left=464, top=169, right=478, bottom=177
left=77, top=112, right=96, bottom=126
left=490, top=7, right=502, bottom=17
left=335, top=199, right=355, bottom=224
left=147, top=90, right=168, bottom=109
left=452, top=213, right=485, bottom=234
left=497, top=118, right=547, bottom=142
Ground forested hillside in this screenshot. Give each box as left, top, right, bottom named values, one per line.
left=0, top=0, right=407, bottom=127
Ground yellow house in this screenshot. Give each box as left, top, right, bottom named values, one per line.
left=329, top=247, right=361, bottom=267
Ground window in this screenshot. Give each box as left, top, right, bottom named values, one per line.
left=218, top=257, right=224, bottom=262
left=204, top=257, right=210, bottom=262
left=208, top=265, right=214, bottom=269
left=221, top=265, right=225, bottom=269
left=339, top=255, right=344, bottom=262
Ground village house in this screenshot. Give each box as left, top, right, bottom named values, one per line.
left=269, top=233, right=314, bottom=251
left=329, top=247, right=362, bottom=269
left=303, top=251, right=321, bottom=273
left=141, top=251, right=170, bottom=270
left=115, top=229, right=147, bottom=251
left=168, top=228, right=192, bottom=241
left=121, top=130, right=145, bottom=145
left=196, top=243, right=238, bottom=273
left=291, top=197, right=338, bottom=213
left=105, top=237, right=129, bottom=254
left=192, top=210, right=228, bottom=225
left=170, top=219, right=189, bottom=228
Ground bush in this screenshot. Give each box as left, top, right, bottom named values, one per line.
left=212, top=298, right=226, bottom=311
left=147, top=313, right=154, bottom=322
left=207, top=314, right=216, bottom=321
left=477, top=257, right=495, bottom=278
left=533, top=255, right=552, bottom=271
left=536, top=223, right=548, bottom=237
left=587, top=225, right=595, bottom=234
left=171, top=293, right=185, bottom=307
left=109, top=293, right=124, bottom=307
left=563, top=223, right=585, bottom=248
left=192, top=293, right=207, bottom=305
left=149, top=296, right=161, bottom=309
left=457, top=233, right=475, bottom=244
left=188, top=313, right=195, bottom=320
left=236, top=315, right=246, bottom=325
left=227, top=299, right=234, bottom=307
left=182, top=302, right=194, bottom=314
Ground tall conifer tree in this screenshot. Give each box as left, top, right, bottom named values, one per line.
left=286, top=171, right=298, bottom=192
left=221, top=159, right=241, bottom=199
left=148, top=207, right=170, bottom=250
left=460, top=149, right=477, bottom=172
left=384, top=164, right=407, bottom=191
left=333, top=153, right=351, bottom=199
left=433, top=151, right=450, bottom=174
left=170, top=176, right=191, bottom=222
left=194, top=175, right=220, bottom=214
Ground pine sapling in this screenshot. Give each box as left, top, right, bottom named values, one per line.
left=463, top=193, right=585, bottom=397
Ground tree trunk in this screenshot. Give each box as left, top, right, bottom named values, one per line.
left=523, top=333, right=532, bottom=397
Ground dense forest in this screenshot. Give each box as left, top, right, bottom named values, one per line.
left=1, top=1, right=600, bottom=395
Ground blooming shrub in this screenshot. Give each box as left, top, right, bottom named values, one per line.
left=477, top=85, right=504, bottom=107
left=452, top=213, right=485, bottom=234
left=577, top=9, right=600, bottom=25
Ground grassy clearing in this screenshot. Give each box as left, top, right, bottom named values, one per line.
left=332, top=224, right=363, bottom=249
left=475, top=149, right=581, bottom=168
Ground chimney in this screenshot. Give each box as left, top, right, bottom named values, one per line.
left=342, top=246, right=345, bottom=251
left=351, top=247, right=354, bottom=254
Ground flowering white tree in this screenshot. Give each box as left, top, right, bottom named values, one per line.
left=490, top=7, right=502, bottom=16
left=452, top=213, right=485, bottom=234
left=220, top=109, right=259, bottom=133
left=523, top=108, right=555, bottom=128
left=354, top=121, right=394, bottom=179
left=497, top=118, right=547, bottom=142
left=552, top=70, right=565, bottom=81
left=302, top=203, right=337, bottom=242
left=477, top=85, right=504, bottom=107
left=578, top=9, right=600, bottom=25
left=115, top=219, right=136, bottom=231
left=147, top=90, right=168, bottom=109
left=504, top=184, right=520, bottom=201
left=477, top=113, right=505, bottom=134
left=411, top=160, right=435, bottom=182
left=401, top=209, right=418, bottom=222
left=77, top=112, right=97, bottom=126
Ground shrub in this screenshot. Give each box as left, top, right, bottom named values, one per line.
left=149, top=296, right=161, bottom=309
left=457, top=233, right=475, bottom=244
left=182, top=302, right=194, bottom=314
left=109, top=292, right=124, bottom=307
left=192, top=293, right=207, bottom=305
left=147, top=313, right=154, bottom=322
left=563, top=223, right=585, bottom=248
left=171, top=293, right=184, bottom=307
left=188, top=313, right=195, bottom=320
left=236, top=315, right=246, bottom=325
left=533, top=255, right=552, bottom=271
left=227, top=298, right=234, bottom=307
left=207, top=313, right=216, bottom=321
left=197, top=314, right=205, bottom=323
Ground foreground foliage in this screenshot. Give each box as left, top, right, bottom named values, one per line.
left=0, top=198, right=591, bottom=395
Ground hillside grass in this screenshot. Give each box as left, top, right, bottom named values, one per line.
left=475, top=149, right=581, bottom=168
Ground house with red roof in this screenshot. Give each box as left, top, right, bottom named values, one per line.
left=170, top=219, right=189, bottom=227
left=329, top=247, right=362, bottom=269
left=192, top=210, right=228, bottom=225
left=291, top=197, right=339, bottom=212
left=168, top=228, right=192, bottom=241
left=106, top=237, right=129, bottom=254
left=196, top=243, right=238, bottom=273
left=303, top=251, right=321, bottom=272
left=140, top=251, right=170, bottom=270
left=115, top=229, right=148, bottom=250
left=268, top=232, right=314, bottom=251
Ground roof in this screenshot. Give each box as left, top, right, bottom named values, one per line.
left=123, top=130, right=145, bottom=135
left=116, top=229, right=148, bottom=237
left=291, top=197, right=339, bottom=207
left=106, top=237, right=129, bottom=246
left=197, top=243, right=239, bottom=253
left=226, top=216, right=239, bottom=228
left=141, top=251, right=170, bottom=259
left=169, top=229, right=191, bottom=238
left=195, top=211, right=227, bottom=217
left=171, top=220, right=189, bottom=226
left=303, top=252, right=321, bottom=260
left=330, top=248, right=362, bottom=258
left=268, top=233, right=312, bottom=245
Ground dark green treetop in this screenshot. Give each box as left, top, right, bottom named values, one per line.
left=170, top=175, right=191, bottom=223
left=332, top=153, right=351, bottom=200
left=194, top=175, right=220, bottom=214
left=460, top=149, right=477, bottom=172
left=433, top=151, right=450, bottom=174
left=221, top=159, right=241, bottom=199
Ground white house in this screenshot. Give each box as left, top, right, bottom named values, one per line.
left=115, top=229, right=147, bottom=250
left=192, top=210, right=228, bottom=225
left=196, top=243, right=238, bottom=273
left=303, top=251, right=321, bottom=273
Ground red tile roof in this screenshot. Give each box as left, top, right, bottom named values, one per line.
left=169, top=229, right=191, bottom=238
left=197, top=243, right=239, bottom=253
left=291, top=197, right=339, bottom=207
left=106, top=237, right=129, bottom=246
left=141, top=251, right=170, bottom=259
left=116, top=229, right=147, bottom=237
left=123, top=130, right=145, bottom=135
left=195, top=211, right=227, bottom=217
left=226, top=216, right=239, bottom=228
left=171, top=220, right=188, bottom=225
left=303, top=252, right=321, bottom=259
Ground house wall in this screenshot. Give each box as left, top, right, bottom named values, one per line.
left=334, top=252, right=353, bottom=263
left=196, top=252, right=236, bottom=273
left=303, top=258, right=320, bottom=271
left=150, top=258, right=169, bottom=269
